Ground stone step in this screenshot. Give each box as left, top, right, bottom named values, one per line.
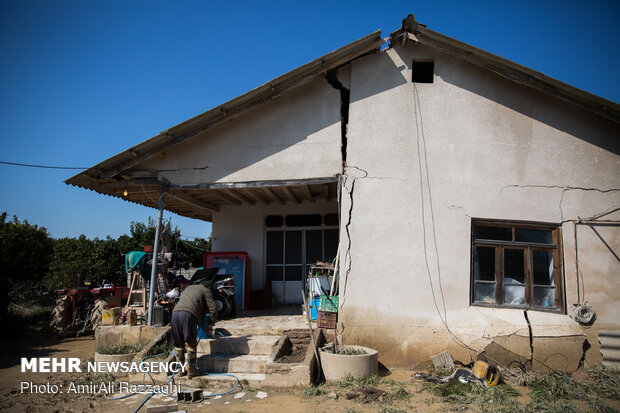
left=197, top=335, right=278, bottom=356
left=197, top=354, right=270, bottom=374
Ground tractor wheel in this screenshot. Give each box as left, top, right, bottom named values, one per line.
left=50, top=295, right=71, bottom=331
left=90, top=294, right=121, bottom=327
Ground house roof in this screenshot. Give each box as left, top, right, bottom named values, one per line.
left=391, top=15, right=620, bottom=124
left=66, top=15, right=620, bottom=221
left=66, top=30, right=382, bottom=186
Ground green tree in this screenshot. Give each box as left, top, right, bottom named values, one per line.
left=0, top=212, right=54, bottom=318
left=0, top=212, right=53, bottom=280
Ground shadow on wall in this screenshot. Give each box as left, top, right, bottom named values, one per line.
left=390, top=46, right=620, bottom=156
left=582, top=223, right=620, bottom=263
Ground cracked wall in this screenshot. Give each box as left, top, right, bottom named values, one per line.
left=337, top=41, right=620, bottom=370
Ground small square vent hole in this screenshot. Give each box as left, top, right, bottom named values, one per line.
left=412, top=60, right=434, bottom=83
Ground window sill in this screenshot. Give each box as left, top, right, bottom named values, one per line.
left=471, top=302, right=565, bottom=314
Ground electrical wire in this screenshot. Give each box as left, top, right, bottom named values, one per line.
left=412, top=82, right=476, bottom=356
left=107, top=351, right=178, bottom=413
left=195, top=329, right=240, bottom=398
left=0, top=160, right=87, bottom=169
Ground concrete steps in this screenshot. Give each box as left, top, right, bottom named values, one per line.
left=197, top=354, right=270, bottom=374
left=197, top=335, right=278, bottom=356
left=196, top=334, right=277, bottom=376
left=189, top=328, right=315, bottom=387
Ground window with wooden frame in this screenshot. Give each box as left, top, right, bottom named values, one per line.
left=470, top=219, right=564, bottom=312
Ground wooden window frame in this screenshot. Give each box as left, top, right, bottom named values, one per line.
left=470, top=219, right=565, bottom=313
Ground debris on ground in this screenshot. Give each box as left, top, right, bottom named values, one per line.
left=431, top=350, right=455, bottom=370
left=413, top=368, right=489, bottom=387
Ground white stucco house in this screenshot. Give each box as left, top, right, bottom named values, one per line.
left=68, top=15, right=620, bottom=371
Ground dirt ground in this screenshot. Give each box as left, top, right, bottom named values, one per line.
left=1, top=333, right=619, bottom=413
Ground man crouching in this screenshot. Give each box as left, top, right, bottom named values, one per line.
left=171, top=272, right=218, bottom=378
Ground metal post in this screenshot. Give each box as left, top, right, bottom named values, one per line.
left=147, top=188, right=167, bottom=326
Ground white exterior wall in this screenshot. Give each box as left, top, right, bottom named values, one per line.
left=340, top=43, right=620, bottom=369
left=212, top=200, right=338, bottom=291
left=135, top=77, right=342, bottom=184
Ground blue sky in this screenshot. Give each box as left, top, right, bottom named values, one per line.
left=1, top=0, right=619, bottom=239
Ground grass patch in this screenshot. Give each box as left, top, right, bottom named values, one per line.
left=427, top=365, right=455, bottom=377
left=96, top=340, right=148, bottom=355
left=329, top=374, right=398, bottom=389
left=302, top=385, right=325, bottom=397
left=146, top=341, right=174, bottom=357
left=423, top=379, right=472, bottom=399
left=73, top=371, right=115, bottom=386
left=588, top=365, right=620, bottom=400
left=421, top=379, right=521, bottom=410
left=4, top=307, right=52, bottom=333
left=506, top=368, right=620, bottom=413
left=336, top=348, right=367, bottom=356
left=390, top=386, right=411, bottom=401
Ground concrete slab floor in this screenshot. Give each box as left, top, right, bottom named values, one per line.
left=215, top=306, right=307, bottom=336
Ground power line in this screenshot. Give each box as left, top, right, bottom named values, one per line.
left=0, top=161, right=87, bottom=170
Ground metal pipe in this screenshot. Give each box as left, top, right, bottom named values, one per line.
left=147, top=189, right=167, bottom=326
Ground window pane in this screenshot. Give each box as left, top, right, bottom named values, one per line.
left=534, top=287, right=556, bottom=308
left=324, top=213, right=339, bottom=226
left=475, top=283, right=496, bottom=303
left=475, top=225, right=512, bottom=241
left=266, top=266, right=283, bottom=281
left=324, top=229, right=339, bottom=262
left=265, top=215, right=284, bottom=227
left=305, top=230, right=323, bottom=264
left=266, top=231, right=283, bottom=264
left=475, top=247, right=495, bottom=281
left=504, top=285, right=525, bottom=305
left=285, top=265, right=303, bottom=281
left=533, top=250, right=555, bottom=286
left=285, top=214, right=322, bottom=227
left=285, top=231, right=302, bottom=263
left=516, top=228, right=554, bottom=244
left=504, top=249, right=525, bottom=284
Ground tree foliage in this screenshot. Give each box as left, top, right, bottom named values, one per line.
left=1, top=212, right=211, bottom=296
left=0, top=212, right=53, bottom=280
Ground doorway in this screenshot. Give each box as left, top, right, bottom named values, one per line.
left=265, top=214, right=338, bottom=304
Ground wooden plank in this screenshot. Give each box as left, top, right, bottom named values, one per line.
left=240, top=188, right=266, bottom=205
left=172, top=177, right=338, bottom=190
left=168, top=191, right=219, bottom=212
left=223, top=188, right=255, bottom=206
left=323, top=184, right=331, bottom=202
left=281, top=185, right=301, bottom=204
left=246, top=188, right=271, bottom=205
left=262, top=187, right=285, bottom=204
left=210, top=189, right=242, bottom=206
left=301, top=185, right=315, bottom=203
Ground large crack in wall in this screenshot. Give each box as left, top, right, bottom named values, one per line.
left=325, top=70, right=350, bottom=168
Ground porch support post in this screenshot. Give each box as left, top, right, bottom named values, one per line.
left=147, top=185, right=167, bottom=326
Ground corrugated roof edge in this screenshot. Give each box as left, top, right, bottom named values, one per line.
left=391, top=15, right=620, bottom=124
left=65, top=30, right=383, bottom=186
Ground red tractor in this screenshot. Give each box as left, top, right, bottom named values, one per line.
left=50, top=278, right=129, bottom=336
